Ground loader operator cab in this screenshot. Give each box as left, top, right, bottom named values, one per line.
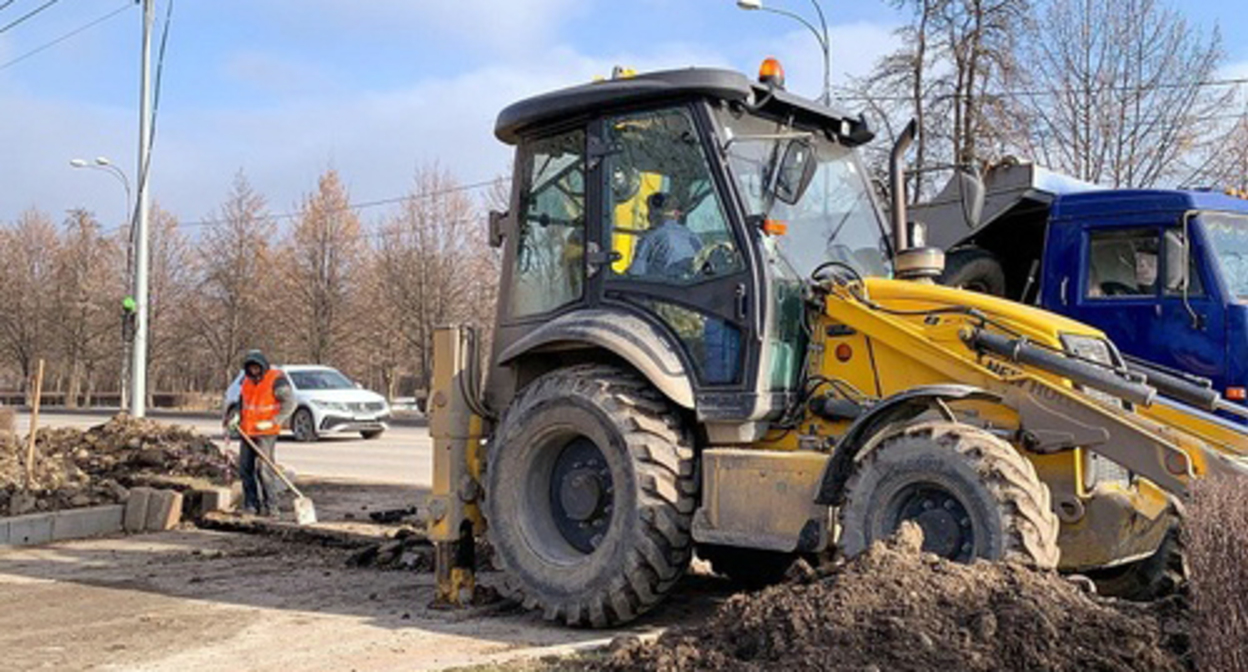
left=488, top=67, right=887, bottom=425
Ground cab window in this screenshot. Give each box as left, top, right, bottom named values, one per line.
left=602, top=107, right=742, bottom=284
left=511, top=129, right=586, bottom=317
left=1086, top=228, right=1159, bottom=298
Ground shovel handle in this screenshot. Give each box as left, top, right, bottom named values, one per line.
left=238, top=431, right=306, bottom=498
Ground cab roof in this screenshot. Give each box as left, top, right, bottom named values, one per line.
left=494, top=67, right=872, bottom=146
left=1051, top=189, right=1248, bottom=223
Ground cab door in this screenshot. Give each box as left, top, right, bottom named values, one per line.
left=594, top=105, right=756, bottom=393
left=1067, top=226, right=1162, bottom=357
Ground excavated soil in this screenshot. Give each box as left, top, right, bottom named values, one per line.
left=0, top=415, right=235, bottom=515
left=597, top=524, right=1189, bottom=672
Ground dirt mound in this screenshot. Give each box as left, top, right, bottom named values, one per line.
left=0, top=415, right=235, bottom=515
left=600, top=524, right=1188, bottom=672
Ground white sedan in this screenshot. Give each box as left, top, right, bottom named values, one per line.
left=223, top=365, right=391, bottom=441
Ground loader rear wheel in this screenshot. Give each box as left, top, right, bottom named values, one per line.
left=484, top=365, right=696, bottom=628
left=1087, top=520, right=1188, bottom=601
left=698, top=545, right=797, bottom=589
left=839, top=421, right=1060, bottom=569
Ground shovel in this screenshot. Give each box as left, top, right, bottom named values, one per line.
left=238, top=431, right=318, bottom=525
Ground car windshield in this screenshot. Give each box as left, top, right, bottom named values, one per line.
left=1200, top=211, right=1248, bottom=301
left=288, top=369, right=354, bottom=390
left=714, top=106, right=892, bottom=280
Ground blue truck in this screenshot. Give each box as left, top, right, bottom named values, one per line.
left=914, top=162, right=1248, bottom=407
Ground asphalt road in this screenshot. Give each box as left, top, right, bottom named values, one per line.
left=15, top=411, right=432, bottom=487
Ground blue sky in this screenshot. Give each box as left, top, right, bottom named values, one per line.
left=1, top=0, right=1244, bottom=229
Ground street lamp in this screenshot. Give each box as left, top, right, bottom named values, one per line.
left=737, top=0, right=831, bottom=105
left=70, top=156, right=136, bottom=413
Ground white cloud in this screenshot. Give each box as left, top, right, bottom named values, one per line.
left=0, top=18, right=903, bottom=230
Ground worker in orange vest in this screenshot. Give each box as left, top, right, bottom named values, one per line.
left=228, top=350, right=295, bottom=517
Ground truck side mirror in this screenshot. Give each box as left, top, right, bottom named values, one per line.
left=488, top=210, right=509, bottom=248
left=953, top=167, right=985, bottom=229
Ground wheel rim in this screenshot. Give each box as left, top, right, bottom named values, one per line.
left=548, top=437, right=614, bottom=554
left=888, top=483, right=975, bottom=562
left=295, top=411, right=312, bottom=439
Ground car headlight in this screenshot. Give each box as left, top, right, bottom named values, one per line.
left=312, top=399, right=349, bottom=412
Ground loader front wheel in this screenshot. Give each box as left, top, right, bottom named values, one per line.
left=1087, top=520, right=1187, bottom=601
left=484, top=365, right=695, bottom=628
left=839, top=421, right=1060, bottom=569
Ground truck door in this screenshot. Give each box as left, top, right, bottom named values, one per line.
left=1067, top=226, right=1162, bottom=358
left=1156, top=224, right=1224, bottom=384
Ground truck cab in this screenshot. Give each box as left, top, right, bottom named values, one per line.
left=916, top=163, right=1248, bottom=406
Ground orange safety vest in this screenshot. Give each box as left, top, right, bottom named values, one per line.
left=241, top=369, right=284, bottom=436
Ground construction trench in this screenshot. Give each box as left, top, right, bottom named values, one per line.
left=0, top=416, right=1205, bottom=671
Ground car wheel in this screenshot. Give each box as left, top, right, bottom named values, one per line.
left=360, top=430, right=384, bottom=440
left=292, top=408, right=318, bottom=442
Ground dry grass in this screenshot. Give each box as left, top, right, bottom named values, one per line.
left=1185, top=475, right=1248, bottom=672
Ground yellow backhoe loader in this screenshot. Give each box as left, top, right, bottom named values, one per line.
left=427, top=65, right=1248, bottom=627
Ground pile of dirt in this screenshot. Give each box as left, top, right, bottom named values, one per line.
left=599, top=524, right=1189, bottom=672
left=346, top=528, right=496, bottom=573
left=0, top=415, right=235, bottom=516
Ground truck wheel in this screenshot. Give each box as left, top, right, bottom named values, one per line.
left=839, top=421, right=1060, bottom=569
left=941, top=248, right=1006, bottom=296
left=698, top=544, right=796, bottom=589
left=484, top=365, right=696, bottom=627
left=1087, top=520, right=1187, bottom=601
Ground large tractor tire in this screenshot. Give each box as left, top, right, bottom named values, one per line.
left=698, top=545, right=797, bottom=590
left=940, top=247, right=1006, bottom=296
left=1087, top=519, right=1188, bottom=601
left=484, top=364, right=696, bottom=628
left=839, top=421, right=1060, bottom=569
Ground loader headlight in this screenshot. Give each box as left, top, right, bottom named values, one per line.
left=1059, top=334, right=1114, bottom=366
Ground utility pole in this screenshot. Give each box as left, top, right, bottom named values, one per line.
left=131, top=0, right=154, bottom=418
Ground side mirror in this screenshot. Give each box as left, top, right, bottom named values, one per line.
left=953, top=167, right=985, bottom=229
left=1163, top=229, right=1187, bottom=293
left=488, top=210, right=509, bottom=248
left=773, top=139, right=818, bottom=205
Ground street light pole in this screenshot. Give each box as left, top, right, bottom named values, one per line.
left=132, top=0, right=154, bottom=418
left=737, top=0, right=832, bottom=105
left=70, top=156, right=135, bottom=412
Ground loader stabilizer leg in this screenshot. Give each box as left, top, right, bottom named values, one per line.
left=428, top=326, right=485, bottom=609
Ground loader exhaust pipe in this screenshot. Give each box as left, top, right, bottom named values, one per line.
left=889, top=119, right=918, bottom=253
left=966, top=329, right=1157, bottom=407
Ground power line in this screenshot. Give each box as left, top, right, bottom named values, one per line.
left=0, top=1, right=20, bottom=12
left=0, top=0, right=61, bottom=34
left=0, top=2, right=130, bottom=70
left=834, top=76, right=1248, bottom=103
left=178, top=178, right=503, bottom=229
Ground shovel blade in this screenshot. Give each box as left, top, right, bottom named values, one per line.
left=292, top=497, right=317, bottom=525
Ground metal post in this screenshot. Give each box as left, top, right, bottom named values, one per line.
left=131, top=0, right=154, bottom=418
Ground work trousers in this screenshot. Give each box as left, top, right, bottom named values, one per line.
left=239, top=434, right=278, bottom=515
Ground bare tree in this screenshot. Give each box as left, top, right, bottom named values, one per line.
left=852, top=0, right=1029, bottom=198
left=194, top=171, right=277, bottom=387
left=279, top=169, right=364, bottom=366
left=1008, top=0, right=1227, bottom=187
left=50, top=209, right=121, bottom=407
left=145, top=203, right=198, bottom=394
left=369, top=167, right=492, bottom=390
left=0, top=209, right=60, bottom=400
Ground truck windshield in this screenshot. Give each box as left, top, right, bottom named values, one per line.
left=714, top=106, right=891, bottom=280
left=1201, top=212, right=1248, bottom=301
